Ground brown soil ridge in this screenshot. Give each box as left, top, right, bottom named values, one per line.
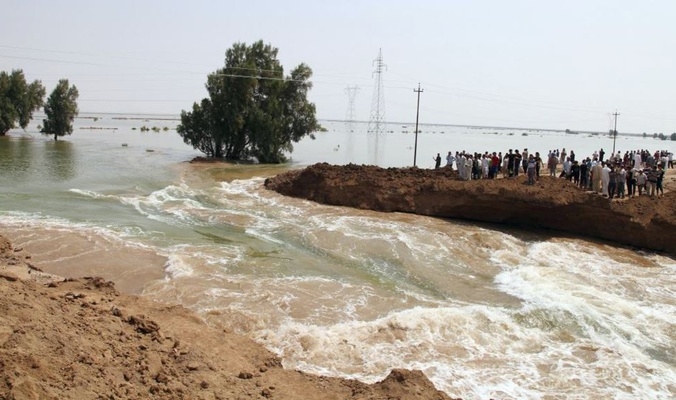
left=264, top=163, right=676, bottom=257
left=0, top=235, right=456, bottom=400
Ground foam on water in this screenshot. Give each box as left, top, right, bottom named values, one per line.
left=4, top=126, right=675, bottom=399
left=0, top=211, right=177, bottom=257
left=8, top=182, right=676, bottom=400
left=68, top=188, right=117, bottom=200
left=116, top=183, right=213, bottom=227
left=260, top=296, right=675, bottom=399
left=479, top=239, right=676, bottom=398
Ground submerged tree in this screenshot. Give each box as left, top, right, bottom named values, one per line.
left=0, top=70, right=46, bottom=135
left=41, top=79, right=79, bottom=141
left=177, top=40, right=320, bottom=163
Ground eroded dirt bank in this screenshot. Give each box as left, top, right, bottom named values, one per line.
left=0, top=235, right=455, bottom=400
left=264, top=163, right=676, bottom=256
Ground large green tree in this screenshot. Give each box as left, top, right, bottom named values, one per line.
left=41, top=79, right=79, bottom=141
left=0, top=70, right=46, bottom=135
left=177, top=41, right=320, bottom=163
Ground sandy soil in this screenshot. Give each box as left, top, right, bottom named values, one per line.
left=0, top=235, right=455, bottom=400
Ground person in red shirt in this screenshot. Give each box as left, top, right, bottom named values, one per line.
left=490, top=152, right=500, bottom=179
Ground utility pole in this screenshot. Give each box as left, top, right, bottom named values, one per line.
left=413, top=83, right=423, bottom=167
left=612, top=110, right=620, bottom=155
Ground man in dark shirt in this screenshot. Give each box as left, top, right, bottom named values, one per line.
left=608, top=167, right=617, bottom=199
left=513, top=149, right=522, bottom=177
left=571, top=161, right=581, bottom=185
left=507, top=150, right=516, bottom=177
left=579, top=159, right=589, bottom=188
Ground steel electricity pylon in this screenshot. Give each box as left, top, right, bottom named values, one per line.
left=344, top=85, right=360, bottom=124
left=367, top=49, right=387, bottom=135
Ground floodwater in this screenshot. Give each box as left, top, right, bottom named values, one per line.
left=1, top=116, right=675, bottom=399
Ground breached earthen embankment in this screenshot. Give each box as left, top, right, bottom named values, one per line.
left=264, top=163, right=676, bottom=257
left=0, top=233, right=456, bottom=400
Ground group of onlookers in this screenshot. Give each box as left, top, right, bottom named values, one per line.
left=556, top=148, right=670, bottom=198
left=438, top=147, right=673, bottom=198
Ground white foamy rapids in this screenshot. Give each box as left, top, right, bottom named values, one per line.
left=160, top=243, right=248, bottom=280
left=117, top=178, right=286, bottom=233
left=484, top=240, right=676, bottom=399
left=119, top=183, right=211, bottom=227
left=0, top=212, right=147, bottom=247
left=307, top=212, right=493, bottom=263
left=215, top=178, right=291, bottom=229
left=0, top=211, right=170, bottom=273
left=68, top=188, right=119, bottom=201
left=260, top=298, right=676, bottom=400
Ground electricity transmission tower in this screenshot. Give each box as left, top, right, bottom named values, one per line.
left=344, top=85, right=360, bottom=125
left=344, top=85, right=360, bottom=160
left=367, top=49, right=387, bottom=135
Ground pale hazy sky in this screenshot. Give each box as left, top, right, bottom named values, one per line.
left=3, top=0, right=675, bottom=134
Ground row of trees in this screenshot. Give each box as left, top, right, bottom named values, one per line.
left=3, top=40, right=318, bottom=163
left=0, top=70, right=79, bottom=140
left=643, top=132, right=676, bottom=141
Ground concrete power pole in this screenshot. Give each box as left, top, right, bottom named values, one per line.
left=413, top=83, right=423, bottom=167
left=612, top=110, right=620, bottom=155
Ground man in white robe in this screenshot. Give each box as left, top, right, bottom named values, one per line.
left=633, top=152, right=642, bottom=169
left=465, top=156, right=473, bottom=181
left=563, top=158, right=572, bottom=178
left=601, top=163, right=611, bottom=197
left=591, top=162, right=603, bottom=193
left=456, top=154, right=464, bottom=179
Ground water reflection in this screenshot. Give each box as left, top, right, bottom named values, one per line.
left=0, top=136, right=33, bottom=180
left=43, top=140, right=76, bottom=181
left=367, top=132, right=385, bottom=165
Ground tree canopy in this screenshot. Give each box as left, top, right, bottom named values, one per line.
left=41, top=79, right=79, bottom=141
left=177, top=41, right=320, bottom=163
left=0, top=70, right=46, bottom=135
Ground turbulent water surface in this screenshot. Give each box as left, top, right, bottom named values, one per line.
left=1, top=116, right=675, bottom=399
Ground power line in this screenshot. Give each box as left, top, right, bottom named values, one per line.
left=4, top=47, right=674, bottom=126
left=0, top=44, right=206, bottom=67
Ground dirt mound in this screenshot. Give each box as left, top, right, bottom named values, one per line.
left=265, top=163, right=676, bottom=256
left=0, top=235, right=456, bottom=400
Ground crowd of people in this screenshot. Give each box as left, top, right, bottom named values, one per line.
left=434, top=147, right=674, bottom=198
